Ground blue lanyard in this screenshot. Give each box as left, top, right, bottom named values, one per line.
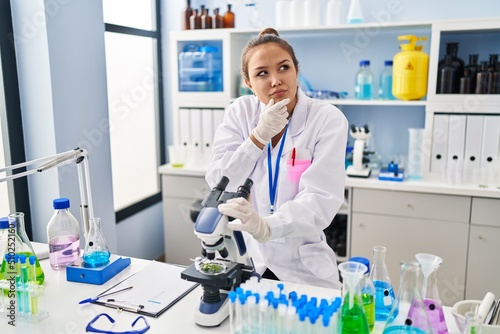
left=267, top=122, right=289, bottom=214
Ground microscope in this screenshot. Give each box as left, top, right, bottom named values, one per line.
left=181, top=176, right=256, bottom=327
left=346, top=124, right=373, bottom=178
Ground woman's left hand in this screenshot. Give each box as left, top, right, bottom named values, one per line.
left=218, top=197, right=270, bottom=243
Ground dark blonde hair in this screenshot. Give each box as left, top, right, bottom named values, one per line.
left=240, top=28, right=300, bottom=82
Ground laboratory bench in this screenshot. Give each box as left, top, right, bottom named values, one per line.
left=159, top=164, right=500, bottom=306
left=3, top=242, right=461, bottom=334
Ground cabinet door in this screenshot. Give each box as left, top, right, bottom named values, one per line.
left=163, top=197, right=202, bottom=266
left=351, top=213, right=468, bottom=306
left=466, top=225, right=500, bottom=300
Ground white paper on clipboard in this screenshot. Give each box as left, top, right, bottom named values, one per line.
left=94, top=261, right=198, bottom=317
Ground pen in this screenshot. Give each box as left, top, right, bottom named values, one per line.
left=292, top=147, right=296, bottom=166
left=79, top=286, right=134, bottom=304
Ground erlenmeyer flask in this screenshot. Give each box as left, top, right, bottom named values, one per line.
left=411, top=253, right=448, bottom=334
left=339, top=261, right=370, bottom=334
left=0, top=213, right=45, bottom=284
left=369, top=245, right=395, bottom=321
left=82, top=217, right=110, bottom=268
left=383, top=260, right=431, bottom=334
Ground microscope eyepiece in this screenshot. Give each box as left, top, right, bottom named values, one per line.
left=236, top=178, right=253, bottom=199
left=215, top=176, right=229, bottom=191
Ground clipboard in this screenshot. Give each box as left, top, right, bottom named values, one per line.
left=92, top=261, right=198, bottom=317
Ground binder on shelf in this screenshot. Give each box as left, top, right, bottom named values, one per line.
left=446, top=115, right=466, bottom=183
left=189, top=108, right=203, bottom=151
left=430, top=114, right=450, bottom=174
left=178, top=108, right=191, bottom=148
left=463, top=115, right=484, bottom=184
left=480, top=116, right=500, bottom=185
left=201, top=109, right=214, bottom=152
left=201, top=109, right=214, bottom=168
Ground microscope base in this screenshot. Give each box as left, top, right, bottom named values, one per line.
left=346, top=165, right=371, bottom=178
left=194, top=293, right=229, bottom=327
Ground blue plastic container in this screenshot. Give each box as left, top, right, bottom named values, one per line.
left=178, top=45, right=223, bottom=92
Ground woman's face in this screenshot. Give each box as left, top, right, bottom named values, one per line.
left=245, top=43, right=298, bottom=111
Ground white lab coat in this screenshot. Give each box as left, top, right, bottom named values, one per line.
left=206, top=87, right=348, bottom=289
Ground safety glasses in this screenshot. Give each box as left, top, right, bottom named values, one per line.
left=86, top=313, right=150, bottom=334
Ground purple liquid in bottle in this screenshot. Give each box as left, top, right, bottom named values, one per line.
left=48, top=235, right=80, bottom=270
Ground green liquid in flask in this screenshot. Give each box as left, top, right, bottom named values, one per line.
left=342, top=291, right=370, bottom=334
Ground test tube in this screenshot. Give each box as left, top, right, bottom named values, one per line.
left=29, top=255, right=39, bottom=317
left=228, top=291, right=237, bottom=334
left=19, top=254, right=30, bottom=316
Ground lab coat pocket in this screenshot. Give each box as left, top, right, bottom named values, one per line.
left=298, top=241, right=335, bottom=279
left=286, top=160, right=311, bottom=183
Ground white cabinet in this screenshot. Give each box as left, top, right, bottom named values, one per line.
left=350, top=188, right=470, bottom=306
left=466, top=197, right=500, bottom=300
left=159, top=166, right=210, bottom=266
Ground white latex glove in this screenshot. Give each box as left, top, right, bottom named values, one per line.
left=218, top=197, right=271, bottom=243
left=251, top=98, right=290, bottom=145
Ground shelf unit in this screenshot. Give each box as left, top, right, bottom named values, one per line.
left=164, top=17, right=500, bottom=268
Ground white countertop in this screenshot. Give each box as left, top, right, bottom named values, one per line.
left=3, top=243, right=461, bottom=334
left=159, top=164, right=500, bottom=199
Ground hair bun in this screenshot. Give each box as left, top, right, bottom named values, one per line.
left=259, top=28, right=280, bottom=37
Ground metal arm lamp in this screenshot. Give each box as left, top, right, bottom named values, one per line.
left=0, top=147, right=94, bottom=238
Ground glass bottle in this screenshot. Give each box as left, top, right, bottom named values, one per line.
left=487, top=54, right=499, bottom=94
left=437, top=43, right=464, bottom=94
left=463, top=54, right=479, bottom=93
left=476, top=61, right=490, bottom=94
left=369, top=245, right=395, bottom=321
left=339, top=261, right=370, bottom=334
left=411, top=253, right=448, bottom=334
left=223, top=4, right=235, bottom=28
left=379, top=60, right=395, bottom=100
left=383, top=261, right=431, bottom=334
left=350, top=256, right=376, bottom=331
left=460, top=68, right=474, bottom=94
left=1, top=213, right=44, bottom=284
left=213, top=8, right=223, bottom=28
left=437, top=55, right=458, bottom=94
left=189, top=9, right=201, bottom=30
left=82, top=217, right=110, bottom=268
left=355, top=60, right=373, bottom=100
left=47, top=198, right=81, bottom=270
left=181, top=0, right=193, bottom=30
left=201, top=7, right=212, bottom=29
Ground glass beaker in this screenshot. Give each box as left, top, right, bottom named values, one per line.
left=82, top=217, right=110, bottom=268
left=412, top=253, right=448, bottom=334
left=339, top=261, right=370, bottom=334
left=383, top=260, right=431, bottom=334
left=369, top=245, right=395, bottom=321
left=0, top=213, right=45, bottom=284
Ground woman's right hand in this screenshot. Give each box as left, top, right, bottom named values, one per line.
left=251, top=98, right=290, bottom=145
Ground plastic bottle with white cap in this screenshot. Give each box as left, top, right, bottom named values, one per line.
left=347, top=0, right=364, bottom=24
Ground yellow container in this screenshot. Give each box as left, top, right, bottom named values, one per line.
left=392, top=35, right=429, bottom=100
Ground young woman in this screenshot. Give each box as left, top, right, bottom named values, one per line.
left=206, top=28, right=348, bottom=289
